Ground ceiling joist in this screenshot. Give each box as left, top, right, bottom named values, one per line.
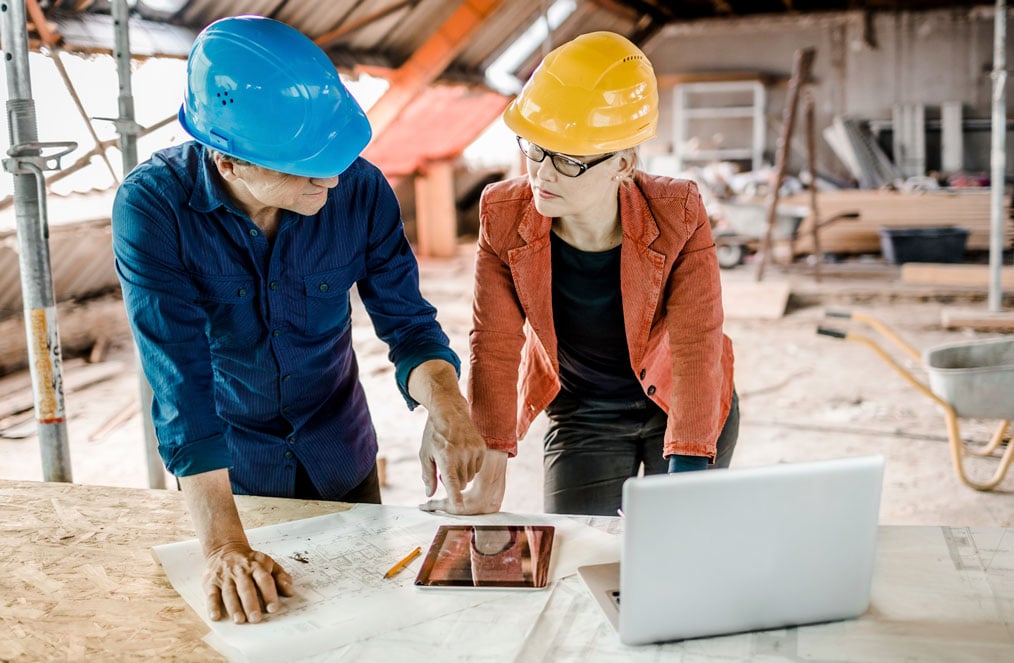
left=366, top=0, right=507, bottom=135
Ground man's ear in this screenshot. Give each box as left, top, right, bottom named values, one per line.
left=212, top=153, right=239, bottom=182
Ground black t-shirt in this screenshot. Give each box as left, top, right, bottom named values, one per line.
left=550, top=231, right=643, bottom=402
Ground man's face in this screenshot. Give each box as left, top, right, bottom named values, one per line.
left=231, top=162, right=340, bottom=217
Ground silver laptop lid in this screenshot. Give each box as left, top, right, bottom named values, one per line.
left=619, top=455, right=885, bottom=645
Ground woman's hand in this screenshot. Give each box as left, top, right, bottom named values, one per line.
left=420, top=449, right=508, bottom=515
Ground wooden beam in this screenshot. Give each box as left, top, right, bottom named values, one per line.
left=25, top=0, right=60, bottom=47
left=366, top=0, right=505, bottom=136
left=941, top=308, right=1014, bottom=332
left=901, top=263, right=1014, bottom=288
left=414, top=159, right=458, bottom=258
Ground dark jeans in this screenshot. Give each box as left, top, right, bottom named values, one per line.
left=295, top=462, right=382, bottom=504
left=542, top=390, right=739, bottom=516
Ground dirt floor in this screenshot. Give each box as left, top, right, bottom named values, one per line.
left=1, top=245, right=1012, bottom=528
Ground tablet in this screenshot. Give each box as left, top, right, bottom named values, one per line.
left=414, top=525, right=555, bottom=589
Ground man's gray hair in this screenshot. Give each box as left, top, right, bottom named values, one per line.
left=209, top=149, right=255, bottom=168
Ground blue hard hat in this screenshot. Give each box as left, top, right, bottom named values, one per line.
left=178, top=15, right=372, bottom=178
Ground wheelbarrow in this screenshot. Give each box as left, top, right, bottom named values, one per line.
left=817, top=310, right=1014, bottom=491
left=713, top=202, right=860, bottom=270
left=712, top=202, right=809, bottom=269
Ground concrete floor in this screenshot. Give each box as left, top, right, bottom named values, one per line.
left=1, top=246, right=1011, bottom=527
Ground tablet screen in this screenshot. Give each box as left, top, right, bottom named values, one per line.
left=414, top=525, right=555, bottom=589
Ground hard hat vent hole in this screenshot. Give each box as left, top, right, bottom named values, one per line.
left=621, top=55, right=646, bottom=64
left=215, top=91, right=235, bottom=106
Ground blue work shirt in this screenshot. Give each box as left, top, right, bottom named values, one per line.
left=111, top=142, right=459, bottom=499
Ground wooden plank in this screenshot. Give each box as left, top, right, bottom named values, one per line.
left=901, top=263, right=1014, bottom=288
left=780, top=189, right=1012, bottom=255
left=722, top=280, right=791, bottom=319
left=0, top=360, right=125, bottom=419
left=941, top=308, right=1014, bottom=331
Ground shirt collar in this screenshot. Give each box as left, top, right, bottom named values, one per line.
left=188, top=145, right=233, bottom=214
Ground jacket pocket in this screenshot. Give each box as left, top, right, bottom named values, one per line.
left=192, top=275, right=260, bottom=349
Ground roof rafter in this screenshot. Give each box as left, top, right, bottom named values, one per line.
left=366, top=0, right=507, bottom=136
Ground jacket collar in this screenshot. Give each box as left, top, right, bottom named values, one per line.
left=514, top=174, right=662, bottom=248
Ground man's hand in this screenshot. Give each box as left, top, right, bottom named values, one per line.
left=408, top=360, right=487, bottom=508
left=422, top=449, right=508, bottom=515
left=180, top=469, right=296, bottom=624
left=202, top=542, right=294, bottom=624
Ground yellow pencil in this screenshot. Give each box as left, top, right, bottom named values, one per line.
left=383, top=545, right=422, bottom=579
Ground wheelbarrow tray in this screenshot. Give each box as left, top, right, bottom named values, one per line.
left=923, top=338, right=1014, bottom=419
left=719, top=202, right=809, bottom=241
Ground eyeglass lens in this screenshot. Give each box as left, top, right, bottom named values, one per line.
left=517, top=138, right=587, bottom=177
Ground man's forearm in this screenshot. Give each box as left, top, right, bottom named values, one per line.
left=179, top=469, right=249, bottom=557
left=406, top=359, right=463, bottom=411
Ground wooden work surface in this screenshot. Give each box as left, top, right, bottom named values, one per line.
left=0, top=479, right=349, bottom=661
left=3, top=479, right=1014, bottom=662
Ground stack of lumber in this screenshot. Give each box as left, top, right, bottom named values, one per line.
left=777, top=189, right=1011, bottom=256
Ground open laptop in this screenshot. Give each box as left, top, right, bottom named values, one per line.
left=578, top=455, right=885, bottom=646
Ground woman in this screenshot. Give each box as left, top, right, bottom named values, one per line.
left=427, top=31, right=738, bottom=517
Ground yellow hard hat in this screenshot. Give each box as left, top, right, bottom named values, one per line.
left=503, top=31, right=658, bottom=155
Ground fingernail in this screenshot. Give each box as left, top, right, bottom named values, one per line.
left=249, top=611, right=262, bottom=623
left=267, top=602, right=279, bottom=614
left=233, top=614, right=243, bottom=624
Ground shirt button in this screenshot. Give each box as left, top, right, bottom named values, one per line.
left=287, top=435, right=297, bottom=444
left=646, top=385, right=656, bottom=396
left=284, top=450, right=294, bottom=459
left=318, top=283, right=329, bottom=293
left=282, top=374, right=291, bottom=382
left=282, top=406, right=290, bottom=414
left=272, top=329, right=281, bottom=337
left=639, top=369, right=647, bottom=380
left=249, top=228, right=259, bottom=237
left=237, top=288, right=247, bottom=297
left=269, top=281, right=278, bottom=291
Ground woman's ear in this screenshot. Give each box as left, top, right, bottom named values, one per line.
left=616, top=149, right=637, bottom=180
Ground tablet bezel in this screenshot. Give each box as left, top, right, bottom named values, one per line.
left=414, top=524, right=555, bottom=589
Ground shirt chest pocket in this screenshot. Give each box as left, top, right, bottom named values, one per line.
left=303, top=262, right=361, bottom=337
left=192, top=275, right=260, bottom=349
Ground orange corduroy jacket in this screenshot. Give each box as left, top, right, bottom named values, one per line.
left=468, top=172, right=735, bottom=460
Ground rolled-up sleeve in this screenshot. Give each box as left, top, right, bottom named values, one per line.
left=111, top=179, right=231, bottom=476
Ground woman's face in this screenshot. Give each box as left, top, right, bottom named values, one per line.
left=523, top=143, right=624, bottom=221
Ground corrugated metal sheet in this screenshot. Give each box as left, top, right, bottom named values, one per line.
left=46, top=0, right=648, bottom=77
left=0, top=216, right=119, bottom=319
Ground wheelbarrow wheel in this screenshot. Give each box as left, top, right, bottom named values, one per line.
left=715, top=235, right=745, bottom=269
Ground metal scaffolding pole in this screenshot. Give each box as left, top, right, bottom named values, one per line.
left=1, top=0, right=77, bottom=482
left=989, top=0, right=1009, bottom=313
left=110, top=0, right=165, bottom=489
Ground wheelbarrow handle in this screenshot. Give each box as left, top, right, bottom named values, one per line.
left=816, top=327, right=848, bottom=339
left=822, top=310, right=923, bottom=363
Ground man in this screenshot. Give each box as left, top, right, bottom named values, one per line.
left=112, top=16, right=485, bottom=625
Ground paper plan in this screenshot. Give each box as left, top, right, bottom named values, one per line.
left=153, top=504, right=620, bottom=662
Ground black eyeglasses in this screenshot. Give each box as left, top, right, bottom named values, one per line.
left=516, top=137, right=615, bottom=178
